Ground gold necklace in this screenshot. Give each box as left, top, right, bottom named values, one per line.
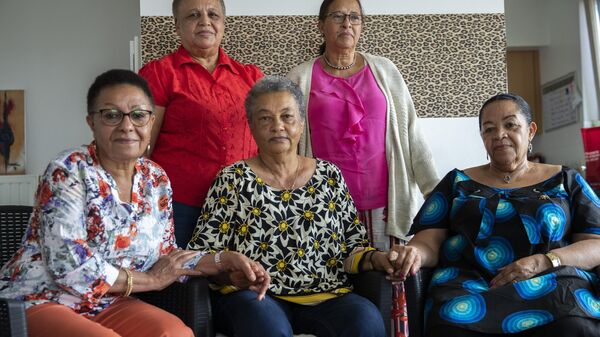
left=259, top=156, right=301, bottom=191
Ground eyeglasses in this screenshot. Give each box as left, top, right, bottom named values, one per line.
left=92, top=108, right=153, bottom=127
left=326, top=11, right=362, bottom=25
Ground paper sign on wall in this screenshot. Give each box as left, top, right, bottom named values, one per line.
left=541, top=72, right=581, bottom=132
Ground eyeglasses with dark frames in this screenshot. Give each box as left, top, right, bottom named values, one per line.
left=326, top=11, right=362, bottom=25
left=92, top=108, right=153, bottom=127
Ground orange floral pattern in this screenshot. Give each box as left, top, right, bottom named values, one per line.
left=0, top=142, right=188, bottom=317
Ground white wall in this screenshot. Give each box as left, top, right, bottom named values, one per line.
left=506, top=0, right=586, bottom=168
left=0, top=0, right=140, bottom=176
left=140, top=0, right=501, bottom=177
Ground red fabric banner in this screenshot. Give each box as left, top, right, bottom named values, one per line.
left=581, top=127, right=600, bottom=191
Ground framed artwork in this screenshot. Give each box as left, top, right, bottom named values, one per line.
left=0, top=90, right=25, bottom=174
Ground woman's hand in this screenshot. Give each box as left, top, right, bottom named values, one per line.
left=388, top=245, right=422, bottom=281
left=490, top=254, right=551, bottom=288
left=146, top=249, right=204, bottom=290
left=221, top=252, right=271, bottom=300
left=370, top=251, right=395, bottom=275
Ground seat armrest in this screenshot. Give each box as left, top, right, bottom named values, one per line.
left=404, top=267, right=434, bottom=337
left=135, top=277, right=213, bottom=337
left=0, top=298, right=28, bottom=337
left=349, top=271, right=392, bottom=337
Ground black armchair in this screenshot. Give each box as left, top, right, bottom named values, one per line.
left=0, top=205, right=213, bottom=337
left=404, top=267, right=434, bottom=337
left=349, top=271, right=393, bottom=337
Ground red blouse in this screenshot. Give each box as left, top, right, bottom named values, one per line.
left=140, top=46, right=262, bottom=207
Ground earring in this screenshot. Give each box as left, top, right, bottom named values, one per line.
left=528, top=141, right=533, bottom=154
left=146, top=144, right=151, bottom=157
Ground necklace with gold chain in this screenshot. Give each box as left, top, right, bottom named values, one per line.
left=259, top=155, right=301, bottom=193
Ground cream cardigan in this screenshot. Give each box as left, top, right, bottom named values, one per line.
left=287, top=52, right=439, bottom=239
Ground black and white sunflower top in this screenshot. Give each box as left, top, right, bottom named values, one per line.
left=188, top=159, right=370, bottom=300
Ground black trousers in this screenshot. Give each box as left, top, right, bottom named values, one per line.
left=426, top=317, right=600, bottom=337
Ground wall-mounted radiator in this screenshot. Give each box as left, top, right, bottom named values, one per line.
left=0, top=175, right=38, bottom=206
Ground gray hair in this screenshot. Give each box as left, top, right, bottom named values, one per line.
left=172, top=0, right=226, bottom=19
left=245, top=76, right=306, bottom=122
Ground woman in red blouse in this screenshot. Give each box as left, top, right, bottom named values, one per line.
left=139, top=0, right=263, bottom=247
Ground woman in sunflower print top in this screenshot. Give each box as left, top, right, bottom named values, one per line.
left=187, top=76, right=400, bottom=337
left=392, top=93, right=600, bottom=337
left=0, top=69, right=269, bottom=337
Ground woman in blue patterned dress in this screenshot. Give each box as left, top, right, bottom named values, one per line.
left=391, top=93, right=600, bottom=336
left=187, top=76, right=402, bottom=337
left=0, top=69, right=269, bottom=337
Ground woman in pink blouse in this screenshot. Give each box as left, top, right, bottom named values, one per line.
left=287, top=0, right=439, bottom=335
left=0, top=69, right=269, bottom=337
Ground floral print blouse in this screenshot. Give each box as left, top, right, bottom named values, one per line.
left=0, top=143, right=198, bottom=316
left=188, top=160, right=370, bottom=302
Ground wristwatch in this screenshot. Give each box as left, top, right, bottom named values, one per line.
left=545, top=251, right=561, bottom=268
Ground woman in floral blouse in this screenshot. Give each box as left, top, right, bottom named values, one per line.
left=0, top=69, right=269, bottom=337
left=188, top=76, right=401, bottom=337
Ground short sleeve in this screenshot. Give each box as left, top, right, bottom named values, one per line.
left=139, top=60, right=170, bottom=107
left=408, top=170, right=457, bottom=235
left=565, top=169, right=600, bottom=235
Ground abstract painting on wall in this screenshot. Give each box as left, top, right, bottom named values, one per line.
left=0, top=90, right=25, bottom=175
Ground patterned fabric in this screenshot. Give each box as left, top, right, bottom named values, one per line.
left=409, top=167, right=600, bottom=333
left=359, top=208, right=409, bottom=337
left=0, top=143, right=200, bottom=317
left=187, top=160, right=370, bottom=299
left=141, top=14, right=507, bottom=119
left=139, top=46, right=262, bottom=207
left=308, top=60, right=389, bottom=210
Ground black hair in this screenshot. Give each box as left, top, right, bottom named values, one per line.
left=318, top=0, right=364, bottom=55
left=478, top=93, right=532, bottom=130
left=86, top=69, right=154, bottom=115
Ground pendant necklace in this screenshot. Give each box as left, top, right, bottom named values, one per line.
left=259, top=156, right=301, bottom=192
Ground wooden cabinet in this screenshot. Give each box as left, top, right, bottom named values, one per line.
left=507, top=50, right=543, bottom=131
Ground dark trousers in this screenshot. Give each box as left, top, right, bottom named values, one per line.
left=426, top=316, right=600, bottom=337
left=213, top=290, right=386, bottom=337
left=172, top=201, right=202, bottom=248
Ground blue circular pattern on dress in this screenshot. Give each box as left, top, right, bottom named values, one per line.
left=455, top=171, right=470, bottom=183
left=577, top=173, right=600, bottom=207
left=439, top=293, right=486, bottom=324
left=451, top=198, right=466, bottom=220
left=431, top=267, right=460, bottom=286
left=537, top=203, right=566, bottom=241
left=520, top=215, right=541, bottom=244
left=420, top=192, right=448, bottom=225
left=514, top=273, right=557, bottom=300
left=443, top=235, right=467, bottom=262
left=501, top=310, right=553, bottom=333
left=495, top=199, right=516, bottom=223
left=574, top=289, right=600, bottom=318
left=463, top=278, right=488, bottom=293
left=576, top=268, right=600, bottom=285
left=474, top=236, right=514, bottom=273
left=477, top=209, right=494, bottom=240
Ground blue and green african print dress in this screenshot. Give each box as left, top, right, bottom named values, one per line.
left=409, top=167, right=600, bottom=334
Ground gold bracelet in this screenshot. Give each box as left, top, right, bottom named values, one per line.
left=122, top=268, right=133, bottom=297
